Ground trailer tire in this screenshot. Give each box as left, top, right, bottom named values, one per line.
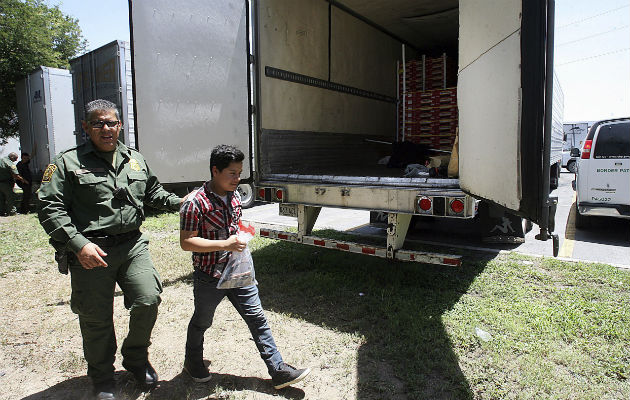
left=550, top=162, right=560, bottom=190
left=238, top=183, right=255, bottom=209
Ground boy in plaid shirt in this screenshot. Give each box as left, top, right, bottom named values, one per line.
left=179, top=145, right=310, bottom=389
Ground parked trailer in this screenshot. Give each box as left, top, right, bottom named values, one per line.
left=129, top=0, right=561, bottom=263
left=70, top=40, right=135, bottom=148
left=549, top=72, right=564, bottom=190
left=69, top=40, right=256, bottom=207
left=15, top=67, right=75, bottom=180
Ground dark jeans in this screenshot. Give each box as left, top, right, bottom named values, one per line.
left=19, top=184, right=31, bottom=213
left=186, top=269, right=283, bottom=376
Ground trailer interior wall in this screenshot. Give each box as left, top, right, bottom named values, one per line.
left=257, top=0, right=402, bottom=177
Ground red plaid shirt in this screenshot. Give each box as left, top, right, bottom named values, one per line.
left=179, top=181, right=242, bottom=277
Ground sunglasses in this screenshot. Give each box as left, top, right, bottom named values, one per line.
left=89, top=120, right=121, bottom=128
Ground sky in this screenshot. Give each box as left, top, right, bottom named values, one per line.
left=48, top=0, right=629, bottom=123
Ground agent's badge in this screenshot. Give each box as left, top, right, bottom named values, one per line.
left=129, top=159, right=142, bottom=171
left=41, top=164, right=57, bottom=183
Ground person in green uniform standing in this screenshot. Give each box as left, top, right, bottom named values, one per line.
left=0, top=152, right=29, bottom=216
left=38, top=99, right=185, bottom=400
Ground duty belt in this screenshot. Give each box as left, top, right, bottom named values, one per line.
left=84, top=229, right=141, bottom=247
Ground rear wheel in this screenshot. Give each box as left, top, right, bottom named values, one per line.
left=237, top=183, right=255, bottom=208
left=567, top=160, right=576, bottom=173
left=574, top=206, right=590, bottom=229
left=550, top=162, right=560, bottom=190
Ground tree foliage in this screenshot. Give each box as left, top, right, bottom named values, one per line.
left=0, top=0, right=87, bottom=143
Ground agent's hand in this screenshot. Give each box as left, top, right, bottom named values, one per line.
left=224, top=235, right=246, bottom=252
left=180, top=191, right=193, bottom=204
left=77, top=243, right=108, bottom=269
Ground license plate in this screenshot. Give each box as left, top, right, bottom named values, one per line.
left=279, top=204, right=298, bottom=217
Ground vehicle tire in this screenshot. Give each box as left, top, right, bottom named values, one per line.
left=574, top=206, right=590, bottom=229
left=550, top=162, right=560, bottom=190
left=567, top=160, right=576, bottom=173
left=237, top=183, right=255, bottom=208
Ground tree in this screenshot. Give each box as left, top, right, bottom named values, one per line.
left=0, top=0, right=87, bottom=144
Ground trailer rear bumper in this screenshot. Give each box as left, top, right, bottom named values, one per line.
left=259, top=228, right=462, bottom=266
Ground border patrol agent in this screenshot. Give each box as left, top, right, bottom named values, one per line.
left=0, top=152, right=28, bottom=215
left=37, top=99, right=184, bottom=400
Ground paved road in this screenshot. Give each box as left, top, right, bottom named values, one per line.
left=242, top=172, right=629, bottom=267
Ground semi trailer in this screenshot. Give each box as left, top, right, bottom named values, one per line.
left=128, top=0, right=561, bottom=264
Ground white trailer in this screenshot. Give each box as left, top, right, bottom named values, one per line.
left=15, top=67, right=75, bottom=180
left=69, top=40, right=257, bottom=207
left=129, top=0, right=561, bottom=264
left=549, top=72, right=564, bottom=189
left=69, top=40, right=135, bottom=148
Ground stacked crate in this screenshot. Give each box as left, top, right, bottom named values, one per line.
left=398, top=54, right=458, bottom=150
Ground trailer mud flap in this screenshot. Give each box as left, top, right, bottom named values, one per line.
left=259, top=229, right=462, bottom=267
left=478, top=202, right=526, bottom=244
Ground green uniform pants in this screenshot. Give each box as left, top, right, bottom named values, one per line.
left=0, top=181, right=16, bottom=215
left=69, top=233, right=162, bottom=384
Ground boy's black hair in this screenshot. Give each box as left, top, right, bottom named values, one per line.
left=210, top=145, right=244, bottom=176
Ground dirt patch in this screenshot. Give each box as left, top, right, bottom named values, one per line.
left=0, top=254, right=392, bottom=400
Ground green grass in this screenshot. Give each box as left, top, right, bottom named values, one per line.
left=0, top=214, right=51, bottom=276
left=237, top=226, right=630, bottom=399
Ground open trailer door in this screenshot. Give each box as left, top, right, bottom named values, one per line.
left=457, top=0, right=558, bottom=249
left=129, top=0, right=252, bottom=185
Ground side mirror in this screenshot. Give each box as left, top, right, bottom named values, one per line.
left=570, top=148, right=580, bottom=158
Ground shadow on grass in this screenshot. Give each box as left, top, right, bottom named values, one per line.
left=21, top=370, right=305, bottom=400
left=251, top=229, right=489, bottom=399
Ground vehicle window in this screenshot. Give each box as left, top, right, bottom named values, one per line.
left=593, top=122, right=630, bottom=159
left=586, top=122, right=600, bottom=140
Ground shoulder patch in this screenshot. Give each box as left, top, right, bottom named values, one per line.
left=129, top=158, right=142, bottom=171
left=41, top=164, right=57, bottom=183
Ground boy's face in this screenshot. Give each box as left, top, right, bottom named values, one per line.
left=211, top=161, right=243, bottom=194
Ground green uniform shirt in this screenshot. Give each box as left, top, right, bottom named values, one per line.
left=0, top=156, right=18, bottom=182
left=38, top=140, right=181, bottom=253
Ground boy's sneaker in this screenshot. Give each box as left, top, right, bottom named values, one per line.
left=272, top=362, right=311, bottom=389
left=183, top=358, right=212, bottom=383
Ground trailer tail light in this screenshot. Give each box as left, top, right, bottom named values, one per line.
left=419, top=198, right=432, bottom=210
left=416, top=196, right=432, bottom=214
left=450, top=198, right=465, bottom=214
left=581, top=140, right=592, bottom=159
left=256, top=187, right=286, bottom=202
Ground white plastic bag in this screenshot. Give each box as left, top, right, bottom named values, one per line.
left=216, top=222, right=257, bottom=289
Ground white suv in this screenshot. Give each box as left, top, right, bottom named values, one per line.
left=572, top=118, right=630, bottom=228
